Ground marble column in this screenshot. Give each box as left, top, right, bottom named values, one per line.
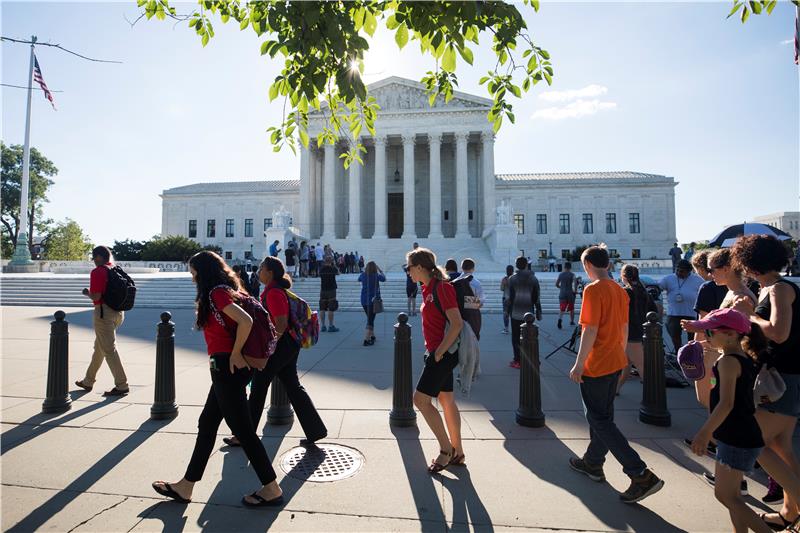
left=428, top=132, right=443, bottom=239
left=373, top=135, right=388, bottom=238
left=402, top=134, right=416, bottom=239
left=314, top=152, right=323, bottom=238
left=455, top=131, right=470, bottom=238
left=299, top=143, right=310, bottom=237
left=348, top=140, right=362, bottom=238
left=481, top=131, right=496, bottom=237
left=322, top=142, right=336, bottom=240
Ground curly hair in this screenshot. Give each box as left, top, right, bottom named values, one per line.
left=731, top=235, right=788, bottom=275
left=690, top=249, right=711, bottom=273
left=188, top=251, right=244, bottom=329
left=741, top=322, right=769, bottom=362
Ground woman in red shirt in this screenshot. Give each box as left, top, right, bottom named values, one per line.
left=223, top=256, right=326, bottom=448
left=407, top=248, right=465, bottom=473
left=151, top=251, right=283, bottom=508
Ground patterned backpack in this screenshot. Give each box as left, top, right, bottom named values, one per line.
left=209, top=286, right=278, bottom=370
left=270, top=288, right=320, bottom=349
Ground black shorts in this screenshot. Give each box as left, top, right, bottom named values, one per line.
left=319, top=290, right=338, bottom=311
left=406, top=286, right=418, bottom=298
left=416, top=349, right=459, bottom=397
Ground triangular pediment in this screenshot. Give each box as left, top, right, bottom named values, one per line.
left=367, top=76, right=492, bottom=112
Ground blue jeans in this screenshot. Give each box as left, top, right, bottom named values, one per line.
left=580, top=370, right=647, bottom=478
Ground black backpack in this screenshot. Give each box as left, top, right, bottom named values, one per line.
left=432, top=277, right=482, bottom=340
left=104, top=265, right=136, bottom=311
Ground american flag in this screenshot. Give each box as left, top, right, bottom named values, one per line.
left=33, top=54, right=55, bottom=109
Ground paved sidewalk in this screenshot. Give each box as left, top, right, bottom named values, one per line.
left=0, top=306, right=782, bottom=532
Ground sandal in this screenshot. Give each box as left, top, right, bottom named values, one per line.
left=449, top=452, right=466, bottom=467
left=152, top=481, right=191, bottom=503
left=427, top=448, right=454, bottom=474
left=759, top=511, right=793, bottom=531
left=242, top=491, right=284, bottom=508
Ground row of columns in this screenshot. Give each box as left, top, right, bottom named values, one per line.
left=299, top=132, right=496, bottom=240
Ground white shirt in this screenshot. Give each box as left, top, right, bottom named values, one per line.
left=315, top=246, right=324, bottom=261
left=457, top=271, right=485, bottom=305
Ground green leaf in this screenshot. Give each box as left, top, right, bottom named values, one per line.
left=260, top=40, right=270, bottom=55
left=492, top=116, right=502, bottom=133
left=269, top=84, right=279, bottom=101
left=531, top=0, right=540, bottom=11
left=740, top=5, right=750, bottom=22
left=201, top=32, right=210, bottom=47
left=509, top=84, right=521, bottom=98
left=750, top=0, right=762, bottom=14
left=386, top=14, right=399, bottom=30
left=442, top=45, right=456, bottom=72
left=479, top=76, right=490, bottom=85
left=765, top=0, right=776, bottom=14
left=727, top=1, right=743, bottom=18
left=395, top=23, right=408, bottom=49
left=239, top=18, right=249, bottom=30
left=457, top=45, right=474, bottom=65
left=364, top=11, right=378, bottom=36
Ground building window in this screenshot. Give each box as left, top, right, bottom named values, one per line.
left=225, top=219, right=234, bottom=238
left=561, top=249, right=571, bottom=259
left=188, top=219, right=197, bottom=238
left=582, top=213, right=593, bottom=234
left=513, top=214, right=525, bottom=234
left=629, top=213, right=640, bottom=234
left=538, top=249, right=548, bottom=259
left=224, top=251, right=232, bottom=260
left=606, top=213, right=617, bottom=233
left=244, top=250, right=253, bottom=260
left=244, top=218, right=253, bottom=238
left=264, top=218, right=272, bottom=230
left=468, top=210, right=473, bottom=221
left=444, top=210, right=449, bottom=221
left=207, top=219, right=216, bottom=238
left=608, top=249, right=618, bottom=259
left=536, top=214, right=547, bottom=234
left=632, top=248, right=641, bottom=259
left=559, top=214, right=570, bottom=234
left=289, top=217, right=293, bottom=226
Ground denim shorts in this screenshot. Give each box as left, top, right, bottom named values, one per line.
left=715, top=441, right=763, bottom=473
left=759, top=372, right=800, bottom=418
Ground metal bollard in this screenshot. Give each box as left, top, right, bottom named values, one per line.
left=390, top=313, right=417, bottom=427
left=151, top=312, right=179, bottom=420
left=516, top=312, right=545, bottom=427
left=267, top=377, right=294, bottom=425
left=639, top=311, right=671, bottom=427
left=42, top=310, right=72, bottom=414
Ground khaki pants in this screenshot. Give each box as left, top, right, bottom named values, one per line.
left=83, top=304, right=128, bottom=390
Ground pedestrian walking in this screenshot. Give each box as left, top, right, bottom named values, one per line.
left=507, top=256, right=543, bottom=369
left=616, top=264, right=657, bottom=394
left=74, top=246, right=130, bottom=396
left=659, top=259, right=704, bottom=353
left=669, top=242, right=683, bottom=272
left=404, top=263, right=419, bottom=317
left=223, top=256, right=327, bottom=449
left=568, top=246, right=664, bottom=504
left=152, top=251, right=283, bottom=508
left=358, top=261, right=385, bottom=346
left=556, top=261, right=577, bottom=330
left=548, top=256, right=556, bottom=272
left=299, top=241, right=309, bottom=277
left=285, top=243, right=297, bottom=277
left=319, top=256, right=340, bottom=332
left=406, top=247, right=465, bottom=473
left=500, top=265, right=513, bottom=334
left=683, top=242, right=696, bottom=262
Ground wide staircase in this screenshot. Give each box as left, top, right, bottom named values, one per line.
left=0, top=273, right=581, bottom=314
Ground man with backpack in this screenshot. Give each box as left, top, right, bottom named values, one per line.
left=508, top=256, right=543, bottom=369
left=75, top=246, right=131, bottom=396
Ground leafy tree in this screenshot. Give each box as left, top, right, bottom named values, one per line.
left=202, top=244, right=223, bottom=255
left=141, top=235, right=203, bottom=261
left=43, top=219, right=93, bottom=260
left=137, top=0, right=553, bottom=166
left=112, top=239, right=147, bottom=260
left=727, top=0, right=798, bottom=23
left=1, top=142, right=57, bottom=253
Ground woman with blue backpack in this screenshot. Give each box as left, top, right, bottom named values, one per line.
left=358, top=261, right=386, bottom=346
left=151, top=251, right=283, bottom=508
left=223, top=256, right=327, bottom=449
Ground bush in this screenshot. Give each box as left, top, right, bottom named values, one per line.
left=112, top=239, right=146, bottom=260
left=141, top=235, right=202, bottom=262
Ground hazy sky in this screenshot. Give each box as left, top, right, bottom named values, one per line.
left=3, top=1, right=798, bottom=246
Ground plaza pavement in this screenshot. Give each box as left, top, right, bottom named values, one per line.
left=0, top=305, right=785, bottom=532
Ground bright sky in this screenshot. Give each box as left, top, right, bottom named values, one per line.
left=2, top=1, right=798, bottom=246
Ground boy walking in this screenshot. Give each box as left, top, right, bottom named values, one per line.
left=568, top=246, right=663, bottom=503
left=556, top=261, right=577, bottom=329
left=75, top=246, right=129, bottom=396
left=318, top=256, right=340, bottom=332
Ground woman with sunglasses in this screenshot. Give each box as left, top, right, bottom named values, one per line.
left=151, top=251, right=283, bottom=508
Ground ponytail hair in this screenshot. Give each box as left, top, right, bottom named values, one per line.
left=261, top=256, right=292, bottom=289
left=406, top=247, right=447, bottom=281
left=741, top=322, right=769, bottom=362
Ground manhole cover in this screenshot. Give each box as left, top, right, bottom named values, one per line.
left=279, top=443, right=364, bottom=482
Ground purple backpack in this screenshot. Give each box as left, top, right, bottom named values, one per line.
left=678, top=341, right=705, bottom=381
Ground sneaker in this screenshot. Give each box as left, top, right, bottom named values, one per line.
left=569, top=457, right=606, bottom=482
left=763, top=478, right=784, bottom=505
left=74, top=380, right=92, bottom=392
left=102, top=387, right=129, bottom=397
left=509, top=360, right=521, bottom=369
left=557, top=318, right=563, bottom=329
left=321, top=325, right=328, bottom=332
left=328, top=326, right=339, bottom=332
left=703, top=473, right=748, bottom=496
left=501, top=328, right=509, bottom=334
left=683, top=438, right=717, bottom=457
left=620, top=469, right=665, bottom=504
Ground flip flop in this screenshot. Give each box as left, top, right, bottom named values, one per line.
left=448, top=453, right=466, bottom=467
left=427, top=449, right=454, bottom=474
left=242, top=492, right=285, bottom=508
left=222, top=437, right=241, bottom=447
left=152, top=481, right=191, bottom=503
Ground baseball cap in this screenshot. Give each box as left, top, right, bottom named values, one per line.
left=677, top=341, right=705, bottom=381
left=685, top=308, right=751, bottom=335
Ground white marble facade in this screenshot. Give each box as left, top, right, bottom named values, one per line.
left=160, top=77, right=677, bottom=268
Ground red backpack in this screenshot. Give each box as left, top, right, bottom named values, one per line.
left=209, top=286, right=278, bottom=370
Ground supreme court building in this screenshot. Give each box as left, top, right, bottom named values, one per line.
left=161, top=77, right=677, bottom=270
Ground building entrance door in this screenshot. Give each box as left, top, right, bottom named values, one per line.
left=388, top=193, right=403, bottom=239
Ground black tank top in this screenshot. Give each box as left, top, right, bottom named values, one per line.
left=709, top=353, right=764, bottom=448
left=755, top=279, right=800, bottom=374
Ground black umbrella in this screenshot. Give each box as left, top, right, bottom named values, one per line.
left=709, top=222, right=792, bottom=248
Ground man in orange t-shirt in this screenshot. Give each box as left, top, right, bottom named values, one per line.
left=567, top=246, right=664, bottom=504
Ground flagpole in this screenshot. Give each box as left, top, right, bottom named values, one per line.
left=9, top=35, right=36, bottom=267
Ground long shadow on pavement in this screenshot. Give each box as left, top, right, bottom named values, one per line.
left=439, top=466, right=494, bottom=533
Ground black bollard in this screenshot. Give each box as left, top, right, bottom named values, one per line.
left=640, top=311, right=671, bottom=427
left=516, top=312, right=546, bottom=427
left=267, top=377, right=294, bottom=425
left=151, top=312, right=179, bottom=420
left=390, top=313, right=416, bottom=427
left=42, top=310, right=72, bottom=414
